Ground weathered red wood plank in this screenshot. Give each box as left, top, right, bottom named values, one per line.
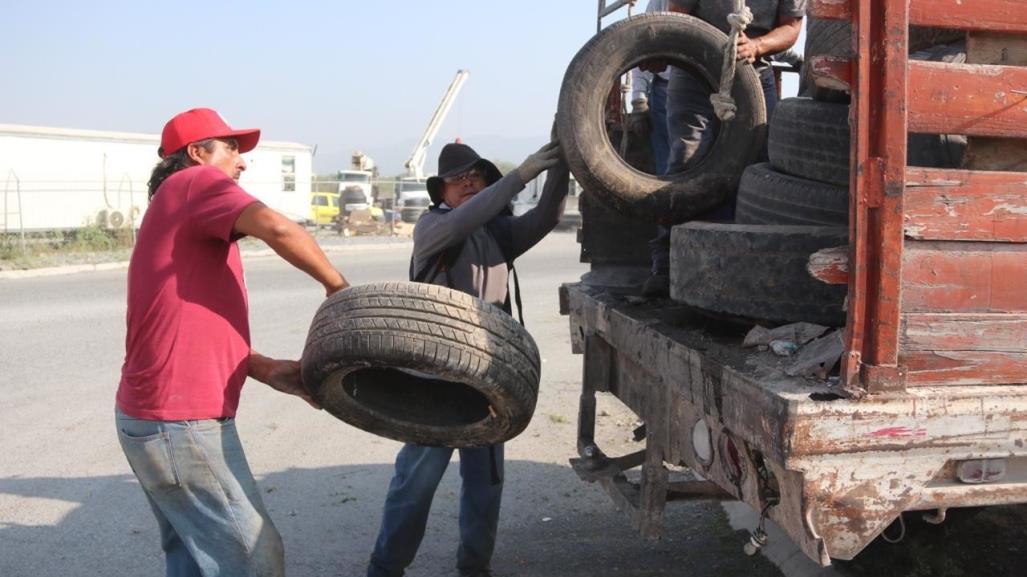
left=904, top=168, right=1027, bottom=242
left=808, top=246, right=850, bottom=285
left=812, top=0, right=1027, bottom=33
left=903, top=242, right=1027, bottom=313
left=908, top=61, right=1027, bottom=138
left=808, top=0, right=850, bottom=21
left=902, top=351, right=1027, bottom=386
left=911, top=0, right=1027, bottom=34
left=808, top=56, right=853, bottom=94
left=901, top=313, right=1027, bottom=352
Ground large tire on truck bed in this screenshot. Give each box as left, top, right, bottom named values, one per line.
left=769, top=98, right=967, bottom=187
left=670, top=223, right=849, bottom=326
left=768, top=98, right=851, bottom=187
left=736, top=163, right=849, bottom=226
left=557, top=12, right=766, bottom=223
left=300, top=282, right=541, bottom=448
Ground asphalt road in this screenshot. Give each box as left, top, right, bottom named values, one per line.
left=3, top=231, right=1023, bottom=577
left=0, top=232, right=781, bottom=577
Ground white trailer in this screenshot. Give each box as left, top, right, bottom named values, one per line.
left=0, top=123, right=312, bottom=233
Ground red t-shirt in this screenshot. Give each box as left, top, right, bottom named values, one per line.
left=117, top=165, right=260, bottom=420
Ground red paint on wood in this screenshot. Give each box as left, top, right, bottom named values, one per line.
left=808, top=246, right=850, bottom=285
left=901, top=314, right=1027, bottom=352
left=813, top=0, right=1027, bottom=32
left=903, top=243, right=1027, bottom=313
left=808, top=0, right=850, bottom=20
left=908, top=61, right=1027, bottom=138
left=867, top=426, right=927, bottom=438
left=809, top=56, right=853, bottom=93
left=902, top=351, right=1027, bottom=386
left=904, top=168, right=1027, bottom=242
left=910, top=0, right=1027, bottom=34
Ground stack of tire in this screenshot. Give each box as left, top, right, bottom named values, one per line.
left=670, top=19, right=966, bottom=327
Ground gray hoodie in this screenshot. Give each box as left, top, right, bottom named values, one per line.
left=411, top=163, right=570, bottom=307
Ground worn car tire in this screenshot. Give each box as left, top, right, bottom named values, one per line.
left=557, top=12, right=766, bottom=223
left=769, top=98, right=967, bottom=187
left=300, top=282, right=541, bottom=448
left=736, top=163, right=849, bottom=226
left=670, top=223, right=848, bottom=326
left=768, top=98, right=851, bottom=187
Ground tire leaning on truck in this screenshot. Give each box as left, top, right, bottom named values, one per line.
left=556, top=12, right=767, bottom=223
left=300, top=282, right=541, bottom=448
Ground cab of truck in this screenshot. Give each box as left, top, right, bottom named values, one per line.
left=309, top=192, right=339, bottom=226
left=395, top=177, right=432, bottom=223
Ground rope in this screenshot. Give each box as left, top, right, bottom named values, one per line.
left=711, top=0, right=753, bottom=121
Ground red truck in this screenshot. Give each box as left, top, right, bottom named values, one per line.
left=557, top=0, right=1027, bottom=565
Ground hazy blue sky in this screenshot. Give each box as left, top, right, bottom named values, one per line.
left=2, top=0, right=802, bottom=175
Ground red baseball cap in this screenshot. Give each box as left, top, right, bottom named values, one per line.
left=158, top=107, right=261, bottom=158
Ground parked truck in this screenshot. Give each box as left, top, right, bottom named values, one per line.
left=558, top=0, right=1027, bottom=566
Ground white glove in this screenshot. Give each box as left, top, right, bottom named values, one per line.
left=517, top=140, right=563, bottom=183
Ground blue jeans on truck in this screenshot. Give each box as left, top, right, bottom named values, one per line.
left=368, top=443, right=504, bottom=577
left=649, top=66, right=779, bottom=277
left=116, top=408, right=284, bottom=577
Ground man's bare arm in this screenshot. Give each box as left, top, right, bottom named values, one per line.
left=234, top=202, right=349, bottom=296
left=737, top=16, right=803, bottom=64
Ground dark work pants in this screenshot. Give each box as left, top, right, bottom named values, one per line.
left=367, top=444, right=504, bottom=577
left=650, top=66, right=778, bottom=276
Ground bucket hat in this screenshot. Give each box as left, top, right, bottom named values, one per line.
left=426, top=143, right=503, bottom=206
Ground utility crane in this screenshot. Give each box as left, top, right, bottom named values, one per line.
left=404, top=69, right=470, bottom=180
left=395, top=69, right=469, bottom=223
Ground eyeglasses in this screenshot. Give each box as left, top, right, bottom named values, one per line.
left=443, top=169, right=485, bottom=184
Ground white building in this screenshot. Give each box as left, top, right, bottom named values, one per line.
left=0, top=123, right=312, bottom=232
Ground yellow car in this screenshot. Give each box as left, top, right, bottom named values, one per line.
left=310, top=192, right=340, bottom=226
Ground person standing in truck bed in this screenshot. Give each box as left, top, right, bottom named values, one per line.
left=643, top=0, right=805, bottom=297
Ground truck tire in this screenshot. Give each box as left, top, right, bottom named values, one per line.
left=769, top=98, right=967, bottom=187
left=736, top=163, right=849, bottom=226
left=768, top=98, right=851, bottom=187
left=670, top=223, right=848, bottom=326
left=557, top=12, right=766, bottom=223
left=300, top=282, right=541, bottom=448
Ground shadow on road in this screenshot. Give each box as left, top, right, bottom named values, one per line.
left=4, top=460, right=1027, bottom=576
left=0, top=460, right=780, bottom=577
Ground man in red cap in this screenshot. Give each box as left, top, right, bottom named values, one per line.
left=115, top=107, right=349, bottom=576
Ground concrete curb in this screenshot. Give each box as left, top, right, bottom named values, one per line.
left=0, top=239, right=413, bottom=281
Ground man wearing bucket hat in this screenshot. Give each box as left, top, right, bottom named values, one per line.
left=366, top=139, right=567, bottom=577
left=116, top=107, right=349, bottom=576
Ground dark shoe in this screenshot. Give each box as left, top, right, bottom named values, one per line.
left=641, top=273, right=670, bottom=298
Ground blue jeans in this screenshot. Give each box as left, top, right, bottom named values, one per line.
left=648, top=75, right=671, bottom=176
left=650, top=66, right=778, bottom=275
left=116, top=408, right=284, bottom=577
left=368, top=444, right=504, bottom=577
